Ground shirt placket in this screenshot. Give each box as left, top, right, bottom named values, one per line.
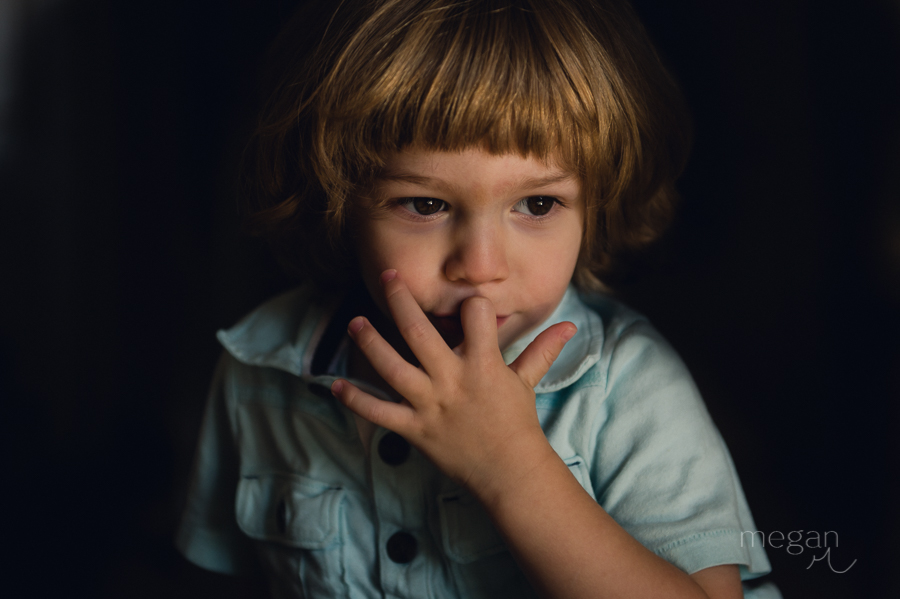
left=370, top=427, right=436, bottom=599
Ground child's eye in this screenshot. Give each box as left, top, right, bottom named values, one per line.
left=400, top=197, right=447, bottom=216
left=513, top=196, right=558, bottom=217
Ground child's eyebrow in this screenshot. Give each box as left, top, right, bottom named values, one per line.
left=376, top=171, right=578, bottom=195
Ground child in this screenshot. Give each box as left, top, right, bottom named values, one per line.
left=177, top=1, right=779, bottom=597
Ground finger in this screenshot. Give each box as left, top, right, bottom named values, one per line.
left=331, top=379, right=416, bottom=433
left=508, top=322, right=577, bottom=389
left=458, top=296, right=499, bottom=358
left=347, top=315, right=429, bottom=398
left=380, top=270, right=454, bottom=369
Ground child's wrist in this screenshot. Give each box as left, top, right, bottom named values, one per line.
left=463, top=429, right=561, bottom=512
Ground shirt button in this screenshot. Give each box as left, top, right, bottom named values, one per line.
left=386, top=531, right=418, bottom=564
left=378, top=432, right=410, bottom=465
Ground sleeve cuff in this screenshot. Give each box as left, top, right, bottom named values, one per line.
left=654, top=528, right=772, bottom=579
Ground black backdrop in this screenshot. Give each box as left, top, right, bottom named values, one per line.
left=1, top=1, right=898, bottom=597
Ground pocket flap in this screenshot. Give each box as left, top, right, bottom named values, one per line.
left=236, top=473, right=344, bottom=549
left=438, top=491, right=505, bottom=563
left=438, top=455, right=593, bottom=564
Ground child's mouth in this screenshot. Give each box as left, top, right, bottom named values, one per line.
left=428, top=314, right=509, bottom=346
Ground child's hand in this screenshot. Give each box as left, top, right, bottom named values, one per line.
left=330, top=270, right=576, bottom=499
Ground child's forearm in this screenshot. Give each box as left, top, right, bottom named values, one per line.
left=469, top=434, right=740, bottom=599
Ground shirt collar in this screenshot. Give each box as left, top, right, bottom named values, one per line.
left=501, top=286, right=605, bottom=393
left=217, top=285, right=604, bottom=392
left=216, top=286, right=338, bottom=377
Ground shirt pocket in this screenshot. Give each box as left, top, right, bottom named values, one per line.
left=435, top=456, right=592, bottom=598
left=236, top=473, right=348, bottom=599
left=437, top=491, right=536, bottom=599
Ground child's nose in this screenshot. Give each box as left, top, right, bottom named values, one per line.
left=444, top=225, right=510, bottom=285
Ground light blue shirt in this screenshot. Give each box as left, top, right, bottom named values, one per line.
left=176, top=285, right=778, bottom=598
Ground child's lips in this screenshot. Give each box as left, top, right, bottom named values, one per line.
left=428, top=313, right=509, bottom=336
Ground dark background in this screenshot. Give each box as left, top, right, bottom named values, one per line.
left=1, top=0, right=898, bottom=597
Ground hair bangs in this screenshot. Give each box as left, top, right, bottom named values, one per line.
left=315, top=1, right=609, bottom=189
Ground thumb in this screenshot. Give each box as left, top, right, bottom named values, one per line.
left=508, top=322, right=577, bottom=389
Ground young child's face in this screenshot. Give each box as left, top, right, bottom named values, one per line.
left=355, top=147, right=583, bottom=350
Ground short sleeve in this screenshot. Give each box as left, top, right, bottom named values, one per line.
left=175, top=352, right=259, bottom=575
left=589, top=321, right=771, bottom=580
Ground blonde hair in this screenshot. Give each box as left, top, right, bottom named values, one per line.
left=243, top=0, right=691, bottom=290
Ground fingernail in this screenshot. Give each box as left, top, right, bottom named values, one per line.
left=562, top=326, right=577, bottom=342
left=331, top=380, right=344, bottom=395
left=348, top=316, right=364, bottom=335
left=380, top=269, right=397, bottom=284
